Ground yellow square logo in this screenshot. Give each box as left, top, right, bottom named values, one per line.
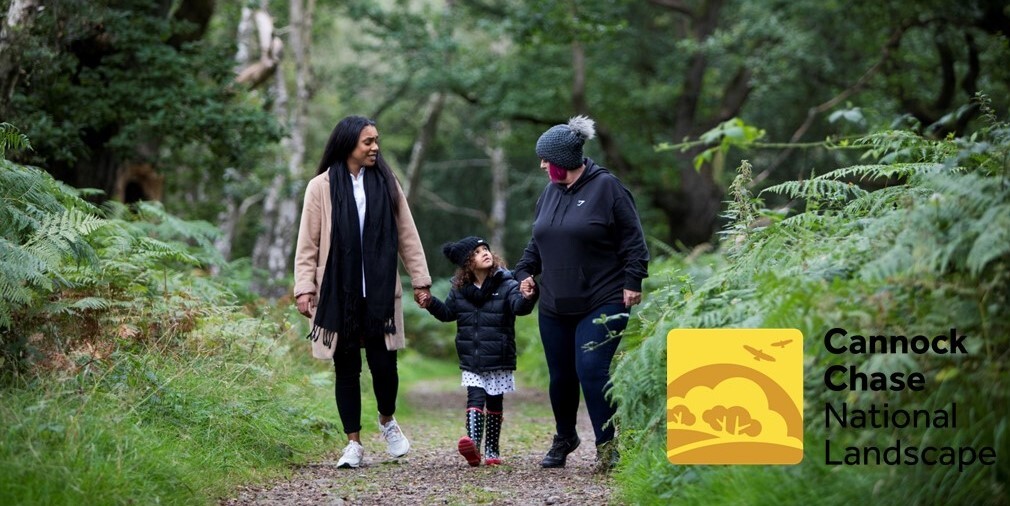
left=667, top=329, right=803, bottom=464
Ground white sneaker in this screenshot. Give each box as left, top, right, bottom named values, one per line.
left=379, top=417, right=410, bottom=457
left=336, top=440, right=363, bottom=469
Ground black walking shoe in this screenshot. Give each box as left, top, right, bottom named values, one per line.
left=540, top=434, right=581, bottom=468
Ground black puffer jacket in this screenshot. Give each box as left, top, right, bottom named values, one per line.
left=426, top=269, right=537, bottom=373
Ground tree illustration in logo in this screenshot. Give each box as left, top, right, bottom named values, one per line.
left=667, top=330, right=804, bottom=464
left=702, top=405, right=762, bottom=437
left=669, top=404, right=696, bottom=426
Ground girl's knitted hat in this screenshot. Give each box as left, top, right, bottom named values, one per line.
left=442, top=236, right=488, bottom=267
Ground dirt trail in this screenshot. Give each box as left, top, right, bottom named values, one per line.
left=222, top=378, right=613, bottom=505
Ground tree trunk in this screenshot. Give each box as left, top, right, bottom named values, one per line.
left=404, top=92, right=446, bottom=204
left=215, top=5, right=268, bottom=267
left=571, top=40, right=587, bottom=114
left=0, top=0, right=41, bottom=110
left=486, top=142, right=508, bottom=258
left=660, top=157, right=723, bottom=248
left=212, top=194, right=261, bottom=275
left=643, top=0, right=731, bottom=248
left=234, top=8, right=283, bottom=89
left=483, top=122, right=509, bottom=258
left=250, top=0, right=314, bottom=298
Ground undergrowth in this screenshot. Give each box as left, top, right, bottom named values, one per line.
left=0, top=125, right=342, bottom=504
left=611, top=103, right=1009, bottom=505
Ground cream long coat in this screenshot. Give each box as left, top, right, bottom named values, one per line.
left=293, top=170, right=431, bottom=359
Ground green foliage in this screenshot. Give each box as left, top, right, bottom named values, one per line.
left=0, top=309, right=339, bottom=505
left=657, top=118, right=768, bottom=171
left=5, top=0, right=281, bottom=226
left=1, top=131, right=103, bottom=329
left=611, top=121, right=1010, bottom=504
left=1, top=127, right=237, bottom=371
left=0, top=123, right=32, bottom=157
left=0, top=128, right=339, bottom=505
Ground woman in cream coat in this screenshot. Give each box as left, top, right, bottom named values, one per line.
left=294, top=115, right=431, bottom=469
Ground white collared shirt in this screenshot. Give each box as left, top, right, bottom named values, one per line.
left=350, top=169, right=367, bottom=297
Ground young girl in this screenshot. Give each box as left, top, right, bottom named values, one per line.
left=424, top=236, right=537, bottom=466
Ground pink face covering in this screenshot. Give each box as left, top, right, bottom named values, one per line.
left=548, top=162, right=568, bottom=183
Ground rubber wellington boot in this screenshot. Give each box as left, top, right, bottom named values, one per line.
left=458, top=407, right=483, bottom=467
left=483, top=410, right=503, bottom=466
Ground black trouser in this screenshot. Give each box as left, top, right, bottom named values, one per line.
left=539, top=303, right=626, bottom=445
left=333, top=335, right=398, bottom=434
left=466, top=386, right=503, bottom=411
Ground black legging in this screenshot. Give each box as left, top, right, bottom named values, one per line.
left=333, top=336, right=398, bottom=434
left=466, top=386, right=503, bottom=412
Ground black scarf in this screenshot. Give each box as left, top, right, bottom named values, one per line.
left=309, top=163, right=398, bottom=348
left=461, top=270, right=503, bottom=305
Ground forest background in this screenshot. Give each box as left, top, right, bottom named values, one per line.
left=1, top=0, right=1008, bottom=504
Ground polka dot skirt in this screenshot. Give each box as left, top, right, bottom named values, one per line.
left=461, top=370, right=515, bottom=396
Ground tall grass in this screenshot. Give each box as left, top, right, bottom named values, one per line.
left=0, top=309, right=343, bottom=505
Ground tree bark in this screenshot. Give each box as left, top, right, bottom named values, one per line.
left=212, top=193, right=262, bottom=275
left=404, top=92, right=447, bottom=204
left=0, top=0, right=41, bottom=109
left=215, top=7, right=259, bottom=265
left=250, top=0, right=315, bottom=298
left=648, top=0, right=730, bottom=248
left=486, top=135, right=508, bottom=258
left=572, top=41, right=587, bottom=114
left=234, top=9, right=283, bottom=89
left=473, top=122, right=509, bottom=258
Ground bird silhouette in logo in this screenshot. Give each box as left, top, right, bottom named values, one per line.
left=771, top=339, right=793, bottom=348
left=743, top=345, right=776, bottom=362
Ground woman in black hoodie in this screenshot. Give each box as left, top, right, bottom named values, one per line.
left=514, top=115, right=650, bottom=473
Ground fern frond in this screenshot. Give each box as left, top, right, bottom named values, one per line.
left=133, top=201, right=224, bottom=266
left=762, top=178, right=868, bottom=202
left=843, top=186, right=930, bottom=217
left=778, top=212, right=836, bottom=229
left=859, top=240, right=913, bottom=280
left=821, top=163, right=943, bottom=181
left=68, top=297, right=112, bottom=312
left=0, top=237, right=50, bottom=328
left=918, top=172, right=1005, bottom=217
left=967, top=204, right=1010, bottom=276
left=0, top=123, right=32, bottom=158
left=132, top=236, right=201, bottom=266
left=24, top=208, right=104, bottom=266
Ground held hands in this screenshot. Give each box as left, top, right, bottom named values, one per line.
left=296, top=293, right=314, bottom=317
left=301, top=289, right=433, bottom=315
left=414, top=287, right=432, bottom=308
left=520, top=276, right=537, bottom=300
left=518, top=277, right=635, bottom=305
left=624, top=289, right=642, bottom=308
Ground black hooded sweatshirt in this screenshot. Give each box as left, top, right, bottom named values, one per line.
left=515, top=158, right=650, bottom=317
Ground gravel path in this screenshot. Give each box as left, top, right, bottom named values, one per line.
left=222, top=378, right=613, bottom=505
